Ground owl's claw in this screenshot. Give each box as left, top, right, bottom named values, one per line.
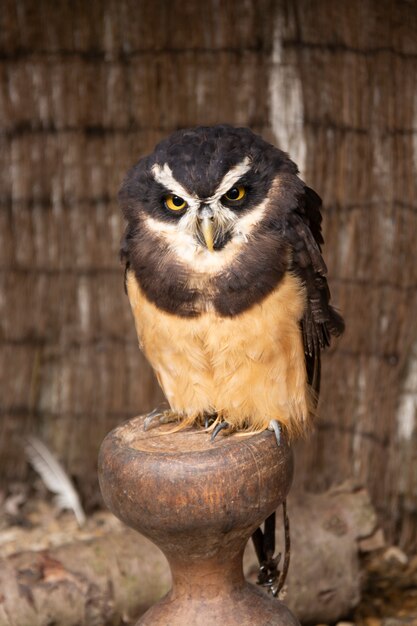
left=204, top=413, right=217, bottom=429
left=210, top=421, right=231, bottom=441
left=268, top=420, right=282, bottom=446
left=253, top=511, right=280, bottom=595
left=143, top=409, right=177, bottom=431
left=143, top=408, right=162, bottom=431
left=253, top=501, right=291, bottom=598
left=257, top=553, right=281, bottom=594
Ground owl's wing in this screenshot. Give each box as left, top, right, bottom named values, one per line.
left=120, top=227, right=133, bottom=294
left=286, top=186, right=344, bottom=398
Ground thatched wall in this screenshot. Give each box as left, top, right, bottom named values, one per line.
left=1, top=0, right=417, bottom=545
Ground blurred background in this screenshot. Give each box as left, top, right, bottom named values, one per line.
left=1, top=0, right=416, bottom=555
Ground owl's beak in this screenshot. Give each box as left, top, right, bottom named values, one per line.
left=198, top=205, right=215, bottom=252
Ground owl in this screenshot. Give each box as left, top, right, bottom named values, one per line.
left=119, top=124, right=343, bottom=442
left=119, top=125, right=344, bottom=595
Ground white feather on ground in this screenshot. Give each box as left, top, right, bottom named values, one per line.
left=25, top=436, right=86, bottom=526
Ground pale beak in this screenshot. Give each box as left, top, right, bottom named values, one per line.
left=201, top=216, right=214, bottom=252
left=198, top=205, right=215, bottom=252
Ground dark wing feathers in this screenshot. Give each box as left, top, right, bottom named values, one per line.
left=286, top=186, right=344, bottom=396
left=303, top=186, right=324, bottom=248
left=120, top=226, right=134, bottom=295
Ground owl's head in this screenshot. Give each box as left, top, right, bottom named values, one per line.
left=119, top=125, right=307, bottom=273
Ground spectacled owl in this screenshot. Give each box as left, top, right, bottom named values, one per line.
left=119, top=124, right=343, bottom=441
left=119, top=125, right=344, bottom=595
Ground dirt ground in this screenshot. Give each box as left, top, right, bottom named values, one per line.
left=1, top=484, right=416, bottom=626
left=354, top=549, right=417, bottom=626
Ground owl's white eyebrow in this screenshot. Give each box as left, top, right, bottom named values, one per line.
left=152, top=157, right=252, bottom=203
left=208, top=157, right=252, bottom=201
left=151, top=163, right=197, bottom=202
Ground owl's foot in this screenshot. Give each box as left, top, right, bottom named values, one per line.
left=253, top=511, right=279, bottom=592
left=210, top=420, right=231, bottom=441
left=268, top=419, right=282, bottom=446
left=204, top=412, right=217, bottom=429
left=143, top=408, right=179, bottom=432
left=257, top=552, right=281, bottom=596
left=253, top=501, right=290, bottom=598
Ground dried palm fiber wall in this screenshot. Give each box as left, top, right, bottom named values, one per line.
left=1, top=0, right=416, bottom=545
left=282, top=0, right=417, bottom=549
left=0, top=0, right=274, bottom=508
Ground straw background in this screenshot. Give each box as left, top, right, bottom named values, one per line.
left=1, top=0, right=417, bottom=546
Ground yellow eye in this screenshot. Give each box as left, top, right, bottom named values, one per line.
left=224, top=186, right=246, bottom=202
left=165, top=194, right=187, bottom=211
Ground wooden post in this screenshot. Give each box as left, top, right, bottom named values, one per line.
left=98, top=415, right=299, bottom=626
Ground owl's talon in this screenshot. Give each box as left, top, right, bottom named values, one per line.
left=210, top=421, right=231, bottom=441
left=144, top=409, right=177, bottom=431
left=253, top=503, right=290, bottom=599
left=204, top=413, right=217, bottom=429
left=143, top=409, right=163, bottom=431
left=268, top=420, right=282, bottom=446
left=257, top=553, right=281, bottom=591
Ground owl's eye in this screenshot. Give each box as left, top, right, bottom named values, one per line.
left=165, top=194, right=187, bottom=211
left=223, top=186, right=246, bottom=202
